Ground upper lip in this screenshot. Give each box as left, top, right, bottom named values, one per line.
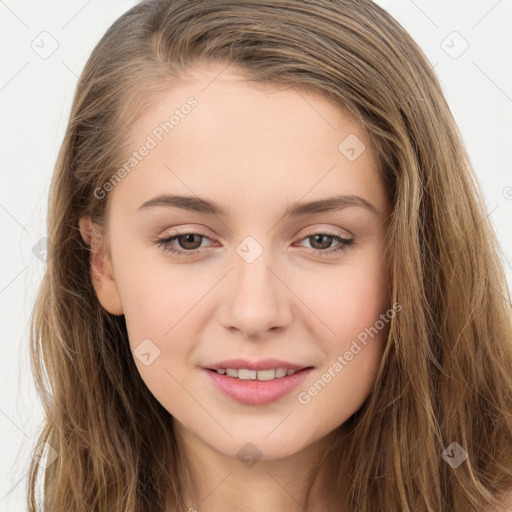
left=203, top=358, right=312, bottom=371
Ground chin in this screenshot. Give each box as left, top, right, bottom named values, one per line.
left=208, top=430, right=312, bottom=462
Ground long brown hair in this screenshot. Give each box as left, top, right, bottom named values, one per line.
left=27, top=1, right=512, bottom=511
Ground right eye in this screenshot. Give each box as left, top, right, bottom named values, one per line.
left=155, top=231, right=214, bottom=256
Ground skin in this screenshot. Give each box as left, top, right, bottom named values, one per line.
left=80, top=62, right=392, bottom=512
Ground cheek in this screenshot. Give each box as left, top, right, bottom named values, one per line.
left=115, top=244, right=206, bottom=344
left=113, top=249, right=212, bottom=402
left=295, top=248, right=389, bottom=341
left=292, top=250, right=389, bottom=420
left=117, top=265, right=202, bottom=414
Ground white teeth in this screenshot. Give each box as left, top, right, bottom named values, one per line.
left=213, top=367, right=303, bottom=380
left=238, top=369, right=257, bottom=380
left=257, top=369, right=276, bottom=381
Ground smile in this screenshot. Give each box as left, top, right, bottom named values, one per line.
left=203, top=367, right=313, bottom=405
left=210, top=367, right=305, bottom=380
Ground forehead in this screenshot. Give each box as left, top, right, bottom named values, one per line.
left=110, top=64, right=388, bottom=218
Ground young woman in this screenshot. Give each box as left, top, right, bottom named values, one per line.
left=27, top=1, right=512, bottom=511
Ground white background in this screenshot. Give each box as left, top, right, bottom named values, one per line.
left=0, top=1, right=511, bottom=509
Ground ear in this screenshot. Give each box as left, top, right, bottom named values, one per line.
left=79, top=215, right=124, bottom=316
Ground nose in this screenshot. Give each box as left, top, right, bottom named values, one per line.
left=218, top=249, right=294, bottom=338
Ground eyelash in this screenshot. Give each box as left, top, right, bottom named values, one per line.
left=155, top=229, right=355, bottom=258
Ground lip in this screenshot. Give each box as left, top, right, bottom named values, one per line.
left=203, top=366, right=314, bottom=406
left=203, top=358, right=308, bottom=371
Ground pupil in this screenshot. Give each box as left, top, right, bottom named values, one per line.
left=314, top=234, right=331, bottom=249
left=181, top=234, right=200, bottom=249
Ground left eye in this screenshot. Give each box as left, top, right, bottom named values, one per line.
left=297, top=231, right=355, bottom=253
left=156, top=233, right=211, bottom=255
left=155, top=230, right=354, bottom=257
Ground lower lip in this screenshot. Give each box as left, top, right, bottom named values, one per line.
left=203, top=368, right=313, bottom=405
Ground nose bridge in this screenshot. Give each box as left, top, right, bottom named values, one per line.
left=220, top=235, right=292, bottom=335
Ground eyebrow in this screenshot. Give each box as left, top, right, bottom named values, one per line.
left=136, top=194, right=379, bottom=217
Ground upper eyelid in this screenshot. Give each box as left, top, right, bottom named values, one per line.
left=159, top=222, right=353, bottom=237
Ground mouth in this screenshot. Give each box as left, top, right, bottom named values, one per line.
left=202, top=360, right=315, bottom=405
left=204, top=366, right=314, bottom=381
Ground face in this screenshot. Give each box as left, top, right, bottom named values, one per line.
left=80, top=63, right=392, bottom=462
